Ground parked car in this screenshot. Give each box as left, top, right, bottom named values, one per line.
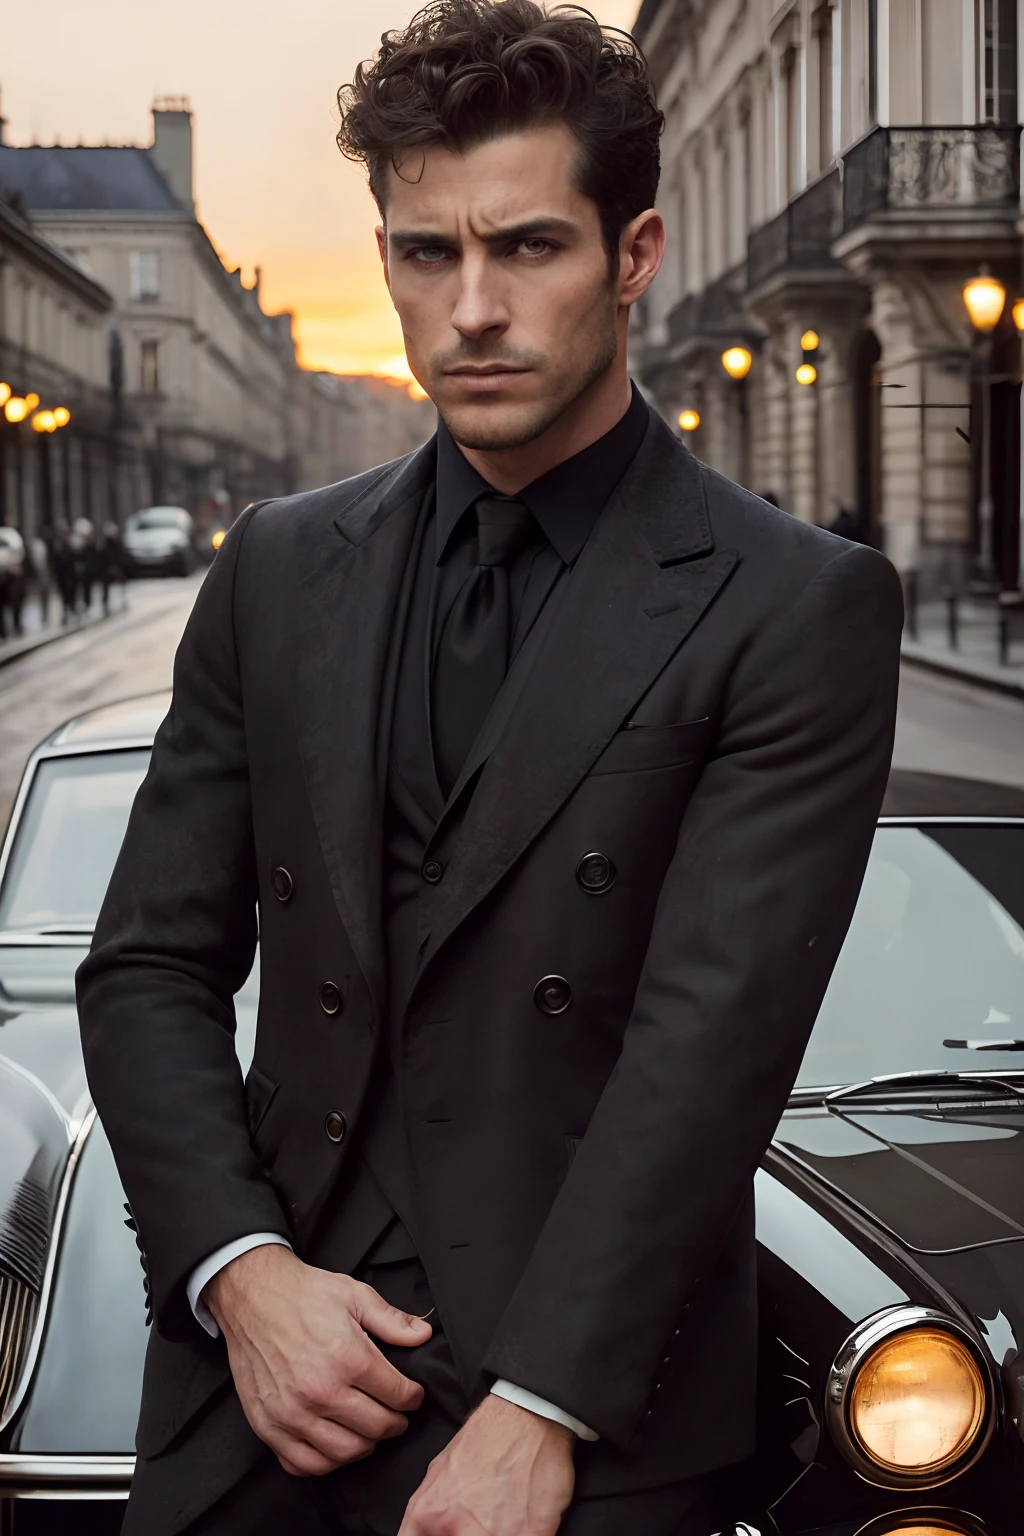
left=122, top=507, right=195, bottom=577
left=0, top=695, right=1023, bottom=1535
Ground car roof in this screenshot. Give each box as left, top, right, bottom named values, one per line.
left=43, top=691, right=171, bottom=749
left=33, top=700, right=1024, bottom=821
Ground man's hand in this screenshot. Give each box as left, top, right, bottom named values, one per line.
left=399, top=1394, right=576, bottom=1535
left=205, top=1244, right=433, bottom=1476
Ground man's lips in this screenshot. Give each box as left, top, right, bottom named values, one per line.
left=443, top=365, right=531, bottom=391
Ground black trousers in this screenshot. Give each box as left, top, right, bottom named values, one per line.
left=184, top=1258, right=716, bottom=1536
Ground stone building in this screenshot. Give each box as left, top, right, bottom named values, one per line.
left=633, top=0, right=1023, bottom=594
left=0, top=191, right=116, bottom=536
left=0, top=100, right=432, bottom=537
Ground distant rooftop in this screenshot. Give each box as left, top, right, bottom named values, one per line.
left=0, top=145, right=183, bottom=214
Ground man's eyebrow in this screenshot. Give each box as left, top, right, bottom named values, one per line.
left=388, top=216, right=580, bottom=249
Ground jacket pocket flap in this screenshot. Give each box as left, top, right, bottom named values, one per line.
left=590, top=718, right=712, bottom=776
left=244, top=1064, right=279, bottom=1137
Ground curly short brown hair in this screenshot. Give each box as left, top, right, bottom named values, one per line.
left=337, top=0, right=663, bottom=260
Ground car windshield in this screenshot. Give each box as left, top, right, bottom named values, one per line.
left=0, top=751, right=150, bottom=933
left=798, top=823, right=1024, bottom=1087
left=131, top=510, right=187, bottom=531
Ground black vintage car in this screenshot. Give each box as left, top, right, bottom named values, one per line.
left=0, top=695, right=1022, bottom=1536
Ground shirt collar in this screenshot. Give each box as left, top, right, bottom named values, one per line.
left=435, top=381, right=650, bottom=567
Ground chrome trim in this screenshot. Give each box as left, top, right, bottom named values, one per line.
left=825, top=1304, right=997, bottom=1489
left=0, top=1452, right=134, bottom=1490
left=877, top=815, right=1024, bottom=825
left=0, top=1110, right=96, bottom=1434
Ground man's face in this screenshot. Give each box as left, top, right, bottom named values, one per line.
left=378, top=123, right=621, bottom=451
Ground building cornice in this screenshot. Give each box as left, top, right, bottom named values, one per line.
left=0, top=202, right=113, bottom=311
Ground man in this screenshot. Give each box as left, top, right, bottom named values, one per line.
left=77, top=2, right=903, bottom=1533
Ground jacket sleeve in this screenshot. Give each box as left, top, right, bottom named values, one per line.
left=482, top=541, right=904, bottom=1447
left=76, top=504, right=291, bottom=1339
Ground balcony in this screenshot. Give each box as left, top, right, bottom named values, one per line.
left=841, top=124, right=1020, bottom=231
left=747, top=167, right=842, bottom=292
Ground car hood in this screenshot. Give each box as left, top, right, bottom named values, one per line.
left=125, top=528, right=187, bottom=551
left=775, top=1100, right=1024, bottom=1253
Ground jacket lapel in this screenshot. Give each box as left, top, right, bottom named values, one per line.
left=417, top=413, right=738, bottom=979
left=291, top=441, right=436, bottom=1013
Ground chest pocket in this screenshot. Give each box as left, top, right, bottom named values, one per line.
left=588, top=717, right=712, bottom=776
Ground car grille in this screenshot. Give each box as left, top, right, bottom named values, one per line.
left=0, top=1270, right=37, bottom=1421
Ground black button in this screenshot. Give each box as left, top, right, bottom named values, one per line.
left=324, top=1110, right=347, bottom=1143
left=271, top=866, right=293, bottom=902
left=534, top=975, right=572, bottom=1015
left=422, top=859, right=444, bottom=885
left=575, top=851, right=615, bottom=894
left=318, top=981, right=343, bottom=1016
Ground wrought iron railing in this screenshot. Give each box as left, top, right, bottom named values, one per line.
left=842, top=124, right=1020, bottom=229
left=747, top=167, right=842, bottom=290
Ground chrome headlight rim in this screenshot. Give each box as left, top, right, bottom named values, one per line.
left=825, top=1304, right=996, bottom=1490
left=852, top=1509, right=990, bottom=1536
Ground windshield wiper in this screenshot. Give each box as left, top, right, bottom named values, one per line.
left=825, top=1070, right=1024, bottom=1105
left=944, top=1037, right=1024, bottom=1052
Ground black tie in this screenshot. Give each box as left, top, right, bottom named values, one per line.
left=432, top=495, right=538, bottom=795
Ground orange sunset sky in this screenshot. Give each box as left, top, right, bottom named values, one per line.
left=3, top=0, right=640, bottom=380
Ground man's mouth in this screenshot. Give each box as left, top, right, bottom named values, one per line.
left=443, top=365, right=531, bottom=391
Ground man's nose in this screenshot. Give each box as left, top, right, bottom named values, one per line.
left=449, top=256, right=509, bottom=340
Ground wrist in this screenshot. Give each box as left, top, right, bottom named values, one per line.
left=204, top=1240, right=295, bottom=1331
left=479, top=1392, right=575, bottom=1448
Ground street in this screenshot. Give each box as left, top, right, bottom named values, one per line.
left=2, top=573, right=1023, bottom=835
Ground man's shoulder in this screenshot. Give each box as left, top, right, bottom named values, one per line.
left=246, top=450, right=421, bottom=537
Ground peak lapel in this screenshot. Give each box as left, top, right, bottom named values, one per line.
left=417, top=417, right=738, bottom=979
left=291, top=441, right=435, bottom=1012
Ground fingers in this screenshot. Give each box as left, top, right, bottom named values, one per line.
left=268, top=1416, right=379, bottom=1478
left=349, top=1338, right=427, bottom=1414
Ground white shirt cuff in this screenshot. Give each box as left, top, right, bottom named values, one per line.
left=187, top=1233, right=292, bottom=1336
left=490, top=1379, right=599, bottom=1441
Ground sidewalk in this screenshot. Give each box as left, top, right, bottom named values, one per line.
left=901, top=595, right=1024, bottom=701
left=0, top=590, right=128, bottom=669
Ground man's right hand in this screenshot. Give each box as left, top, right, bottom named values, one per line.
left=205, top=1244, right=433, bottom=1477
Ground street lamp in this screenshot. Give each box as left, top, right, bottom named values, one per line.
left=963, top=267, right=1007, bottom=585
left=0, top=383, right=10, bottom=409
left=4, top=397, right=30, bottom=424
left=721, top=346, right=752, bottom=381
left=678, top=408, right=700, bottom=433
left=796, top=362, right=817, bottom=386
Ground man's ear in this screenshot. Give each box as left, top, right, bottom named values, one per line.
left=376, top=225, right=391, bottom=292
left=616, top=209, right=665, bottom=309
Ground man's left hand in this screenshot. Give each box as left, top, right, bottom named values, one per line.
left=399, top=1394, right=576, bottom=1535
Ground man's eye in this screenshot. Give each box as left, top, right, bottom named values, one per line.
left=410, top=246, right=449, bottom=264
left=517, top=239, right=552, bottom=257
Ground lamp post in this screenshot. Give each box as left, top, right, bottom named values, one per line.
left=963, top=268, right=1007, bottom=586
left=1013, top=300, right=1024, bottom=595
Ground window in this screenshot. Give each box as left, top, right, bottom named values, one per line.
left=140, top=339, right=160, bottom=393
left=129, top=250, right=160, bottom=302
left=983, top=0, right=1018, bottom=123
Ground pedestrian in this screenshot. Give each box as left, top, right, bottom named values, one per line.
left=71, top=516, right=97, bottom=614
left=97, top=520, right=128, bottom=612
left=77, top=6, right=903, bottom=1535
left=0, top=526, right=27, bottom=640
left=27, top=533, right=53, bottom=626
left=49, top=523, right=77, bottom=624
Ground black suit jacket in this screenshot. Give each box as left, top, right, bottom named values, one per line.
left=78, top=408, right=902, bottom=1526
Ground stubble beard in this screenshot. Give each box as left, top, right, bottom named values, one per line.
left=431, top=303, right=620, bottom=455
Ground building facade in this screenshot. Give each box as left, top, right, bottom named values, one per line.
left=633, top=0, right=1023, bottom=594
left=0, top=101, right=432, bottom=538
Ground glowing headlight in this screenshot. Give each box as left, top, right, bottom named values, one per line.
left=827, top=1307, right=993, bottom=1488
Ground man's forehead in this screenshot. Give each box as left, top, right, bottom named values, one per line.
left=383, top=123, right=585, bottom=227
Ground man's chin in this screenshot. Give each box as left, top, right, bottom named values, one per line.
left=436, top=397, right=568, bottom=454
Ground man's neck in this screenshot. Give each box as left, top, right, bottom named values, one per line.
left=452, top=365, right=633, bottom=495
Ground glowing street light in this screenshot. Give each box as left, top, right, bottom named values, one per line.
left=1013, top=299, right=1024, bottom=333
left=24, top=393, right=39, bottom=411
left=721, top=346, right=752, bottom=381
left=0, top=383, right=10, bottom=408
left=796, top=363, right=817, bottom=386
left=4, top=396, right=30, bottom=424
left=962, top=269, right=1006, bottom=333
left=53, top=406, right=71, bottom=427
left=800, top=329, right=820, bottom=352
left=678, top=408, right=700, bottom=433
left=32, top=410, right=57, bottom=433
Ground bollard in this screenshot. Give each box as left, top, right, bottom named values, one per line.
left=945, top=591, right=959, bottom=652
